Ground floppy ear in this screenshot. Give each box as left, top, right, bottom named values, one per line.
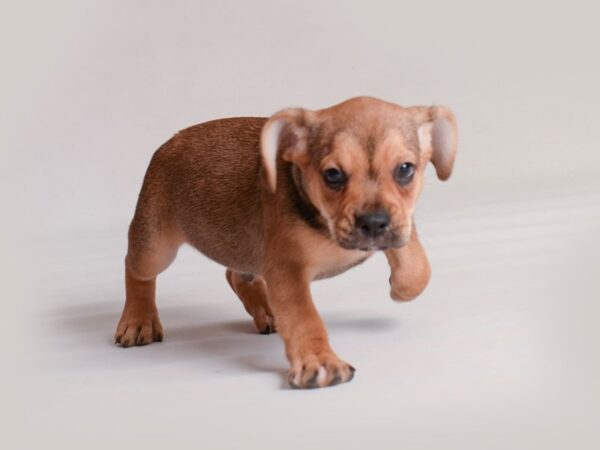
left=411, top=106, right=458, bottom=181
left=260, top=108, right=308, bottom=192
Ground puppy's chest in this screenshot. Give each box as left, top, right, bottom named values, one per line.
left=301, top=232, right=373, bottom=280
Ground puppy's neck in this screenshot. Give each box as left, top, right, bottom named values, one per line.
left=289, top=165, right=329, bottom=234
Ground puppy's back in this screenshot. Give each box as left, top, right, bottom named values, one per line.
left=133, top=117, right=268, bottom=273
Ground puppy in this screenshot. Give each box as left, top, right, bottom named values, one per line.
left=115, top=96, right=458, bottom=389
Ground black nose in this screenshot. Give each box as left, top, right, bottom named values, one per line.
left=355, top=211, right=390, bottom=238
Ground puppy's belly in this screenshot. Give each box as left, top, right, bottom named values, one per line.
left=183, top=226, right=263, bottom=275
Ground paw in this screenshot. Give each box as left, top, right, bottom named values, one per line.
left=253, top=307, right=277, bottom=335
left=389, top=275, right=424, bottom=302
left=288, top=353, right=355, bottom=389
left=114, top=314, right=163, bottom=348
left=225, top=269, right=276, bottom=335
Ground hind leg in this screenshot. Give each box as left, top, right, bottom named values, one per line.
left=225, top=269, right=276, bottom=334
left=115, top=222, right=184, bottom=347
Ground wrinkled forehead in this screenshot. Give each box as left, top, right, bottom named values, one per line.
left=312, top=122, right=420, bottom=175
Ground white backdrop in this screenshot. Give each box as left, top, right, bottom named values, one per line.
left=4, top=1, right=599, bottom=236
left=2, top=1, right=599, bottom=449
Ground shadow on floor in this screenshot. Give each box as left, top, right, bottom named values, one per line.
left=42, top=298, right=397, bottom=388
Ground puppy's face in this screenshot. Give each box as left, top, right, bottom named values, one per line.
left=261, top=97, right=458, bottom=251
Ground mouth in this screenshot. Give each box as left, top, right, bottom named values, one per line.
left=336, top=233, right=408, bottom=251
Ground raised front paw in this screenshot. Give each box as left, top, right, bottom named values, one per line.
left=114, top=312, right=164, bottom=348
left=288, top=352, right=355, bottom=389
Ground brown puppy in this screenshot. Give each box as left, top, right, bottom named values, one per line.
left=115, top=96, right=458, bottom=389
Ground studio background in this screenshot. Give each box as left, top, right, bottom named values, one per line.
left=2, top=1, right=599, bottom=449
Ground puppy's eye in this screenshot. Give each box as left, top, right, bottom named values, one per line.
left=323, top=168, right=347, bottom=189
left=394, top=162, right=415, bottom=185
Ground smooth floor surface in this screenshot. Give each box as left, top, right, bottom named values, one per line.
left=17, top=178, right=600, bottom=450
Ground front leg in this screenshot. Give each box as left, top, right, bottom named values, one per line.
left=265, top=266, right=355, bottom=389
left=385, top=225, right=431, bottom=301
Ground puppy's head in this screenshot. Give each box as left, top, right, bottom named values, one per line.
left=261, top=97, right=458, bottom=251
